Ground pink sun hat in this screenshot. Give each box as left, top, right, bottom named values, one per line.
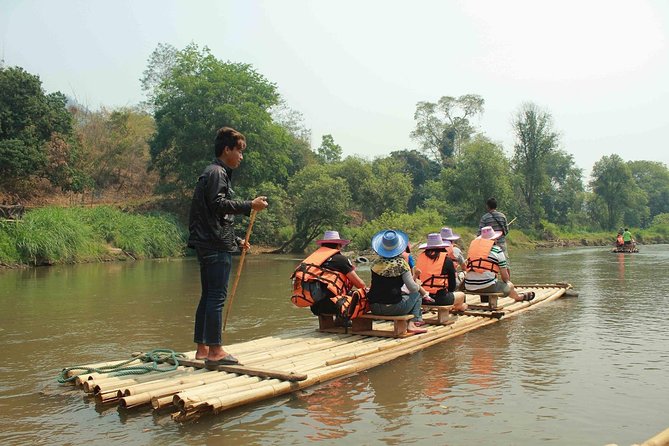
left=419, top=233, right=452, bottom=249
left=478, top=226, right=502, bottom=240
left=440, top=227, right=460, bottom=241
left=315, top=230, right=350, bottom=246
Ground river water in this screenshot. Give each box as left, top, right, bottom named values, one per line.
left=0, top=246, right=668, bottom=446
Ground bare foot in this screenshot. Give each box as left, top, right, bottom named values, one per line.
left=206, top=346, right=231, bottom=361
left=195, top=344, right=209, bottom=360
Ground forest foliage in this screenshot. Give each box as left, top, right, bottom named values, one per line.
left=2, top=46, right=669, bottom=255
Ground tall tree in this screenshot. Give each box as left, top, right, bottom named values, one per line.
left=142, top=43, right=302, bottom=196
left=0, top=65, right=84, bottom=197
left=316, top=134, right=342, bottom=164
left=410, top=94, right=484, bottom=165
left=511, top=102, right=559, bottom=227
left=275, top=165, right=352, bottom=253
left=442, top=135, right=513, bottom=225
left=627, top=160, right=669, bottom=223
left=541, top=149, right=585, bottom=226
left=359, top=157, right=413, bottom=220
left=389, top=149, right=441, bottom=211
left=590, top=154, right=638, bottom=230
left=74, top=106, right=156, bottom=196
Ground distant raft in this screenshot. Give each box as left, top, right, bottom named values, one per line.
left=57, top=283, right=573, bottom=422
left=612, top=247, right=639, bottom=253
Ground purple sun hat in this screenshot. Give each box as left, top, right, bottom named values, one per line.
left=419, top=233, right=452, bottom=250
left=315, top=230, right=350, bottom=246
left=440, top=227, right=460, bottom=241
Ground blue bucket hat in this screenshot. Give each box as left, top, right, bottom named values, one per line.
left=371, top=229, right=409, bottom=258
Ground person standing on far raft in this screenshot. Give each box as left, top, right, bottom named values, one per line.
left=478, top=197, right=510, bottom=260
left=187, top=126, right=268, bottom=367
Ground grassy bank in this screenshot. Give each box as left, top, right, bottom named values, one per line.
left=0, top=206, right=186, bottom=267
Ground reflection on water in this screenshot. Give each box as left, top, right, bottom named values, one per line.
left=1, top=246, right=669, bottom=445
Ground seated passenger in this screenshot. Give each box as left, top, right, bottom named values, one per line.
left=440, top=227, right=467, bottom=288
left=616, top=231, right=624, bottom=248
left=417, top=233, right=468, bottom=311
left=402, top=244, right=433, bottom=304
left=291, top=230, right=366, bottom=318
left=367, top=229, right=427, bottom=334
left=464, top=226, right=535, bottom=302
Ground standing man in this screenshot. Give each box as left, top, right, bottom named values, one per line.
left=187, top=127, right=268, bottom=366
left=478, top=197, right=510, bottom=258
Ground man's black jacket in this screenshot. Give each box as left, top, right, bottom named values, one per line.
left=187, top=159, right=252, bottom=252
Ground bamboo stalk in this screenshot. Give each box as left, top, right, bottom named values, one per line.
left=175, top=317, right=498, bottom=420
left=640, top=426, right=669, bottom=446
left=121, top=371, right=238, bottom=409
left=222, top=209, right=257, bottom=333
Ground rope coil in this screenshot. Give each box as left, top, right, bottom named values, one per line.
left=57, top=349, right=185, bottom=383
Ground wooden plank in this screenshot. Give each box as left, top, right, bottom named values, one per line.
left=170, top=358, right=307, bottom=382
left=421, top=305, right=457, bottom=325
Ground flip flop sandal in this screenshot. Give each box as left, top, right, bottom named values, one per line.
left=523, top=291, right=536, bottom=301
left=204, top=354, right=240, bottom=366
left=407, top=328, right=428, bottom=334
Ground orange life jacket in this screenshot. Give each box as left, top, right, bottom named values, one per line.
left=291, top=247, right=351, bottom=307
left=332, top=288, right=369, bottom=320
left=616, top=234, right=624, bottom=246
left=465, top=239, right=500, bottom=274
left=416, top=251, right=450, bottom=294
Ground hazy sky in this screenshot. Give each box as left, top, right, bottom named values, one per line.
left=2, top=0, right=668, bottom=176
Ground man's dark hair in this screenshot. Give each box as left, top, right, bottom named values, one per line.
left=214, top=127, right=246, bottom=157
left=486, top=197, right=497, bottom=210
left=322, top=242, right=341, bottom=249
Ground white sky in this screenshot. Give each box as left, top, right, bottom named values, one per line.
left=2, top=0, right=668, bottom=176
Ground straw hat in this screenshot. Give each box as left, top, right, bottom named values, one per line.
left=315, top=230, right=350, bottom=246
left=440, top=227, right=460, bottom=241
left=419, top=233, right=452, bottom=249
left=478, top=226, right=502, bottom=240
left=371, top=229, right=409, bottom=258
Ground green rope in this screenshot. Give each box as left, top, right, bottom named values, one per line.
left=57, top=349, right=186, bottom=384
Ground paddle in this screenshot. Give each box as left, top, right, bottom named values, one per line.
left=222, top=209, right=258, bottom=333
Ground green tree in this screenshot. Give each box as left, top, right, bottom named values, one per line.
left=389, top=149, right=441, bottom=211
left=330, top=156, right=373, bottom=211
left=142, top=43, right=302, bottom=196
left=316, top=134, right=342, bottom=164
left=541, top=149, right=585, bottom=226
left=359, top=157, right=413, bottom=220
left=442, top=135, right=513, bottom=225
left=0, top=65, right=84, bottom=197
left=627, top=160, right=669, bottom=222
left=590, top=154, right=638, bottom=230
left=276, top=165, right=352, bottom=253
left=411, top=94, right=484, bottom=165
left=511, top=102, right=559, bottom=228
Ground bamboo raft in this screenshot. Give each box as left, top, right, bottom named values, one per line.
left=60, top=283, right=573, bottom=422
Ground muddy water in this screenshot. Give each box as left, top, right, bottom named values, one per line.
left=0, top=246, right=668, bottom=445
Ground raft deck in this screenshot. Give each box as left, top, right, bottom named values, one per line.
left=59, top=283, right=572, bottom=422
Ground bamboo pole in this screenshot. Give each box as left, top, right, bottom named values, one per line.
left=222, top=209, right=257, bottom=333
left=640, top=426, right=669, bottom=446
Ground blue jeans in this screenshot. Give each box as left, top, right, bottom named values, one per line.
left=194, top=247, right=232, bottom=346
left=370, top=291, right=422, bottom=322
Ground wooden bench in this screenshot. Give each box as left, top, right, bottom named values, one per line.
left=421, top=305, right=457, bottom=325
left=464, top=292, right=504, bottom=310
left=351, top=313, right=415, bottom=338
left=317, top=314, right=349, bottom=334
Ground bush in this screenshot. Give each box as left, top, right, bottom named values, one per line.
left=13, top=207, right=102, bottom=265
left=1, top=206, right=186, bottom=266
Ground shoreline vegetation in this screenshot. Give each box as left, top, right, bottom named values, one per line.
left=1, top=206, right=667, bottom=269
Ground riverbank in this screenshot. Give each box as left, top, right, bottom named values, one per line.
left=2, top=205, right=667, bottom=269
